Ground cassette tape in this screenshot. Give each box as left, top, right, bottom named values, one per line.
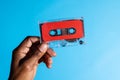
left=39, top=19, right=85, bottom=48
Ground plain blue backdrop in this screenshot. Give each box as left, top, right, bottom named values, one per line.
left=0, top=0, right=120, bottom=80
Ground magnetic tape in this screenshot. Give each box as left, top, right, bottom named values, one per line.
left=39, top=19, right=85, bottom=48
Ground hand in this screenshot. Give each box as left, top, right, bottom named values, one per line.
left=8, top=36, right=56, bottom=80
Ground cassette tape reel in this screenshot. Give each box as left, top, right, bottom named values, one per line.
left=39, top=19, right=85, bottom=48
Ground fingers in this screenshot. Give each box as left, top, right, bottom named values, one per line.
left=43, top=54, right=53, bottom=68
left=12, top=36, right=40, bottom=69
left=13, top=36, right=56, bottom=71
left=23, top=43, right=48, bottom=68
left=46, top=57, right=52, bottom=68
left=47, top=48, right=56, bottom=57
left=38, top=48, right=56, bottom=68
left=16, top=36, right=40, bottom=54
left=43, top=48, right=56, bottom=68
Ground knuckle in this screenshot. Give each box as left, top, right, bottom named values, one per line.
left=35, top=49, right=42, bottom=57
left=22, top=63, right=32, bottom=71
left=12, top=48, right=18, bottom=56
left=25, top=36, right=32, bottom=39
left=12, top=48, right=17, bottom=54
left=25, top=36, right=32, bottom=41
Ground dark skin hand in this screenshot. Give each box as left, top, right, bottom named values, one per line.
left=8, top=36, right=56, bottom=80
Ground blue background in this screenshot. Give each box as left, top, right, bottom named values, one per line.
left=0, top=0, right=120, bottom=80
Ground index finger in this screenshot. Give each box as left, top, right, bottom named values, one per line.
left=16, top=36, right=40, bottom=53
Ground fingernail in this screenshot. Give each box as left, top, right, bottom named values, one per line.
left=48, top=65, right=52, bottom=68
left=53, top=52, right=56, bottom=56
left=39, top=43, right=48, bottom=53
left=48, top=58, right=52, bottom=64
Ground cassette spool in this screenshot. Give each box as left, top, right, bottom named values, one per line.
left=39, top=19, right=85, bottom=48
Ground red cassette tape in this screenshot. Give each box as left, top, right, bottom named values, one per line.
left=39, top=19, right=85, bottom=47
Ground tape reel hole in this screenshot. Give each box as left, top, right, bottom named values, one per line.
left=68, top=28, right=76, bottom=34
left=50, top=30, right=57, bottom=36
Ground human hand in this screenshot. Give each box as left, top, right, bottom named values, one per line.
left=8, top=36, right=56, bottom=80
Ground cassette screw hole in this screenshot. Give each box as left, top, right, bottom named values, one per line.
left=79, top=40, right=84, bottom=44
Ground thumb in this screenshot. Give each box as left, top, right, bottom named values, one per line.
left=23, top=43, right=48, bottom=67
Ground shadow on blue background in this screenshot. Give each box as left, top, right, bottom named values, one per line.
left=0, top=0, right=120, bottom=80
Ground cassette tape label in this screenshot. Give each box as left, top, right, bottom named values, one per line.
left=40, top=19, right=84, bottom=42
